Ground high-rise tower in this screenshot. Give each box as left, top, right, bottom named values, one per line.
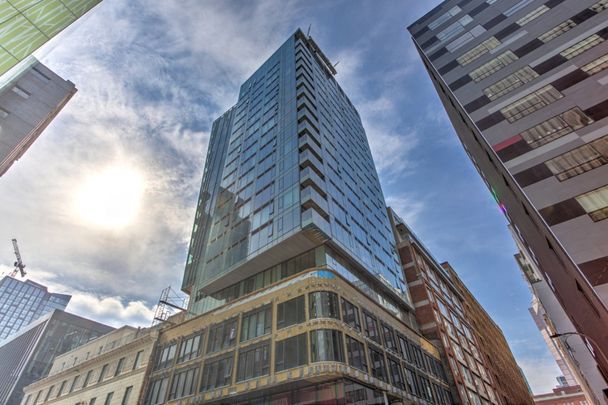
left=0, top=275, right=71, bottom=340
left=183, top=29, right=411, bottom=318
left=408, top=0, right=608, bottom=401
left=142, top=29, right=453, bottom=405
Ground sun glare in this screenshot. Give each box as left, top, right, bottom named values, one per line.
left=75, top=165, right=145, bottom=229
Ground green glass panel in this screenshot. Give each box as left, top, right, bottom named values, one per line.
left=23, top=0, right=75, bottom=37
left=0, top=1, right=18, bottom=24
left=0, top=46, right=19, bottom=75
left=8, top=0, right=44, bottom=11
left=61, top=0, right=100, bottom=17
left=0, top=14, right=47, bottom=60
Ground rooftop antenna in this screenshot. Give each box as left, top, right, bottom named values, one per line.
left=307, top=24, right=311, bottom=37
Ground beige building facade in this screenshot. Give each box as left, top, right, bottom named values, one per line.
left=21, top=326, right=157, bottom=405
left=145, top=267, right=452, bottom=405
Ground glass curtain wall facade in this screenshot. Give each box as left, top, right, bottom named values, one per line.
left=184, top=29, right=411, bottom=317
left=0, top=0, right=102, bottom=76
left=0, top=310, right=113, bottom=405
left=0, top=276, right=71, bottom=340
left=408, top=0, right=608, bottom=401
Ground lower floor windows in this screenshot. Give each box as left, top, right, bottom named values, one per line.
left=310, top=329, right=345, bottom=363
left=275, top=333, right=308, bottom=372
left=168, top=367, right=198, bottom=400
left=201, top=353, right=234, bottom=391
left=388, top=357, right=405, bottom=390
left=368, top=346, right=388, bottom=382
left=236, top=342, right=270, bottom=381
left=146, top=377, right=168, bottom=405
left=346, top=336, right=367, bottom=372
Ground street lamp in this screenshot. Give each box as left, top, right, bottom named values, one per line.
left=549, top=332, right=608, bottom=368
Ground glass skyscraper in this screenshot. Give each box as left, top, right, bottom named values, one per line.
left=184, top=28, right=411, bottom=317
left=145, top=30, right=455, bottom=405
left=0, top=276, right=71, bottom=341
left=0, top=0, right=102, bottom=77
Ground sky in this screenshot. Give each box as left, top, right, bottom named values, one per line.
left=0, top=0, right=564, bottom=394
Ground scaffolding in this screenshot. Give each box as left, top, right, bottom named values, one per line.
left=152, top=286, right=188, bottom=326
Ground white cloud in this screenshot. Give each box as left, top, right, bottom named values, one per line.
left=386, top=194, right=425, bottom=229
left=67, top=294, right=155, bottom=328
left=518, top=356, right=563, bottom=394
left=0, top=0, right=305, bottom=311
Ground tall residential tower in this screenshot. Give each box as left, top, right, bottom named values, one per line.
left=408, top=0, right=608, bottom=402
left=145, top=29, right=454, bottom=405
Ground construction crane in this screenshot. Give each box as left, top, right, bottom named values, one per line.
left=10, top=239, right=26, bottom=278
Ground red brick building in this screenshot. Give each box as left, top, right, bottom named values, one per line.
left=534, top=385, right=589, bottom=405
left=390, top=208, right=533, bottom=404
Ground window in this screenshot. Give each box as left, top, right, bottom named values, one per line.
left=121, top=386, right=132, bottom=405
left=310, top=329, right=345, bottom=363
left=363, top=311, right=381, bottom=343
left=500, top=85, right=562, bottom=122
left=539, top=20, right=576, bottom=43
left=82, top=370, right=93, bottom=388
left=275, top=333, right=308, bottom=372
left=207, top=317, right=238, bottom=354
left=155, top=343, right=177, bottom=369
left=57, top=381, right=66, bottom=398
left=32, top=391, right=42, bottom=405
left=436, top=15, right=473, bottom=43
left=43, top=386, right=54, bottom=402
left=346, top=336, right=367, bottom=372
left=104, top=392, right=114, bottom=405
left=561, top=35, right=604, bottom=60
left=516, top=5, right=548, bottom=26
left=241, top=305, right=271, bottom=342
left=546, top=136, right=608, bottom=180
left=133, top=350, right=144, bottom=369
left=484, top=66, right=538, bottom=100
left=581, top=53, right=608, bottom=75
left=115, top=357, right=126, bottom=376
left=309, top=291, right=340, bottom=319
left=69, top=375, right=79, bottom=393
left=12, top=86, right=30, bottom=99
left=341, top=298, right=361, bottom=331
left=388, top=357, right=405, bottom=390
left=470, top=51, right=518, bottom=82
left=368, top=347, right=388, bottom=382
left=381, top=323, right=397, bottom=353
left=428, top=6, right=461, bottom=30
left=457, top=37, right=500, bottom=66
left=591, top=0, right=608, bottom=12
left=200, top=353, right=234, bottom=391
left=276, top=295, right=305, bottom=329
left=576, top=185, right=608, bottom=222
left=178, top=333, right=202, bottom=362
left=520, top=107, right=593, bottom=148
left=146, top=378, right=168, bottom=405
left=168, top=367, right=198, bottom=400
left=236, top=341, right=270, bottom=381
left=89, top=398, right=97, bottom=405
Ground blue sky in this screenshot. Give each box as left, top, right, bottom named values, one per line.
left=0, top=0, right=562, bottom=393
